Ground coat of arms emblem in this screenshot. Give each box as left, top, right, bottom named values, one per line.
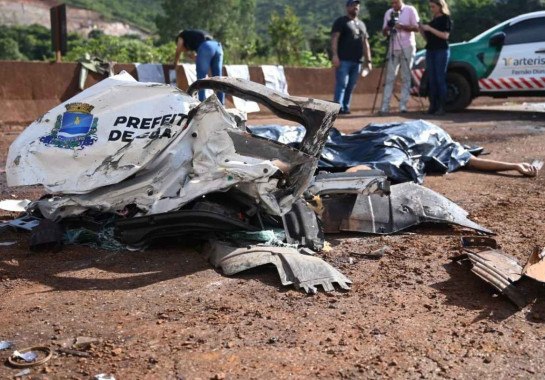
left=40, top=102, right=98, bottom=149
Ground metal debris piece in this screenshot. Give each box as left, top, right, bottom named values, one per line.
left=465, top=250, right=526, bottom=308
left=282, top=199, right=324, bottom=251
left=461, top=236, right=498, bottom=249
left=8, top=346, right=53, bottom=368
left=458, top=243, right=545, bottom=308
left=115, top=202, right=260, bottom=247
left=2, top=215, right=41, bottom=231
left=94, top=374, right=116, bottom=380
left=306, top=171, right=390, bottom=197
left=531, top=159, right=544, bottom=171
left=0, top=199, right=30, bottom=212
left=0, top=340, right=13, bottom=350
left=188, top=76, right=340, bottom=159
left=321, top=182, right=492, bottom=234
left=522, top=247, right=545, bottom=283
left=0, top=241, right=16, bottom=246
left=204, top=241, right=351, bottom=294
left=13, top=350, right=38, bottom=362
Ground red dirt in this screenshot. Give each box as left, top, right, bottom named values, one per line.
left=1, top=103, right=545, bottom=379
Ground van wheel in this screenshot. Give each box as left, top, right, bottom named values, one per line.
left=445, top=72, right=472, bottom=112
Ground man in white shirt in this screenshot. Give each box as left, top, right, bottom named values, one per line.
left=379, top=0, right=420, bottom=114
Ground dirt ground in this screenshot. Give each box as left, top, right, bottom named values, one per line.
left=1, top=102, right=545, bottom=379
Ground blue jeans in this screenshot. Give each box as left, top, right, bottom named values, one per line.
left=425, top=48, right=450, bottom=111
left=196, top=40, right=224, bottom=104
left=334, top=60, right=362, bottom=112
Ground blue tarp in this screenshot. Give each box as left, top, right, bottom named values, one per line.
left=248, top=120, right=477, bottom=183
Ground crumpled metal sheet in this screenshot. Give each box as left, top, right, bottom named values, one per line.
left=7, top=72, right=197, bottom=193
left=30, top=95, right=288, bottom=219
left=456, top=239, right=545, bottom=308
left=11, top=74, right=336, bottom=221
left=321, top=182, right=492, bottom=234
left=465, top=250, right=526, bottom=308
left=0, top=199, right=31, bottom=212
left=248, top=121, right=481, bottom=183
left=204, top=242, right=352, bottom=294
left=188, top=77, right=340, bottom=159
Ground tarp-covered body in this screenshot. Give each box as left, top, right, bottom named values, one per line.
left=249, top=121, right=475, bottom=183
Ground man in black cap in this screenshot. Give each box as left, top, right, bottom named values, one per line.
left=331, top=0, right=372, bottom=114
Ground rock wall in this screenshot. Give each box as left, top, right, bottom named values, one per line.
left=0, top=0, right=149, bottom=37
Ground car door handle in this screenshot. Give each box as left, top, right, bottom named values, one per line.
left=536, top=49, right=545, bottom=54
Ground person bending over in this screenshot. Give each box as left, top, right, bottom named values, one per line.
left=174, top=29, right=224, bottom=104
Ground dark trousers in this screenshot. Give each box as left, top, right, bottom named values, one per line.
left=425, top=48, right=450, bottom=111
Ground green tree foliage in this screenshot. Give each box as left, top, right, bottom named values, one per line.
left=3, top=0, right=545, bottom=67
left=255, top=0, right=344, bottom=43
left=0, top=24, right=53, bottom=61
left=492, top=0, right=545, bottom=18
left=308, top=25, right=332, bottom=58
left=155, top=0, right=257, bottom=62
left=268, top=7, right=305, bottom=65
left=0, top=24, right=176, bottom=63
left=0, top=38, right=24, bottom=60
left=450, top=0, right=497, bottom=42
left=65, top=35, right=175, bottom=63
left=450, top=0, right=545, bottom=41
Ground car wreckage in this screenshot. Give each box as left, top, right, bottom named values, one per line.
left=5, top=72, right=492, bottom=293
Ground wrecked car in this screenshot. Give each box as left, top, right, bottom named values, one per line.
left=6, top=73, right=354, bottom=292
left=5, top=73, right=491, bottom=293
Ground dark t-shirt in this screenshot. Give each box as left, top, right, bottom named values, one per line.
left=331, top=16, right=368, bottom=62
left=178, top=29, right=214, bottom=51
left=425, top=15, right=452, bottom=50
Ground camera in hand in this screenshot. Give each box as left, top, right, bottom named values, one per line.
left=387, top=11, right=400, bottom=30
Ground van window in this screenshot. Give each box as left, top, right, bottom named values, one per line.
left=504, top=17, right=545, bottom=45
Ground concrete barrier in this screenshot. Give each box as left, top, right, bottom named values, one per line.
left=0, top=61, right=393, bottom=125
left=1, top=60, right=536, bottom=126
left=0, top=61, right=136, bottom=125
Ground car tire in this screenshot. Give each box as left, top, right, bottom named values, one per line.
left=445, top=72, right=472, bottom=112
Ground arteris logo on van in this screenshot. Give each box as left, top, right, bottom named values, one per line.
left=40, top=102, right=98, bottom=150
left=502, top=56, right=545, bottom=67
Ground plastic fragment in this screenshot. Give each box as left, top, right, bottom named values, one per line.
left=0, top=340, right=13, bottom=350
